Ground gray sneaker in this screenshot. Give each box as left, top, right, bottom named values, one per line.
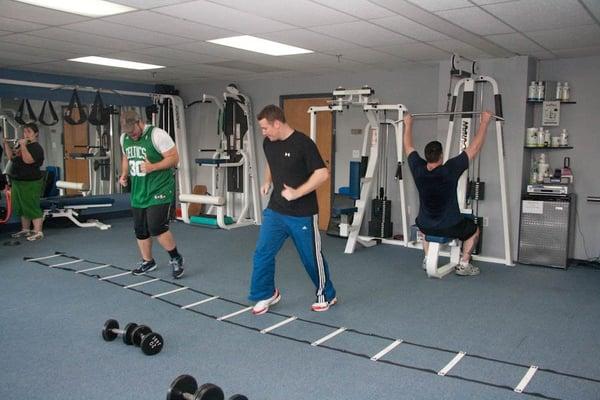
left=422, top=257, right=427, bottom=270
left=170, top=255, right=184, bottom=279
left=455, top=263, right=480, bottom=276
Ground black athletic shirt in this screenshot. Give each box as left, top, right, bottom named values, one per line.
left=264, top=130, right=326, bottom=217
left=407, top=150, right=468, bottom=229
left=9, top=142, right=44, bottom=181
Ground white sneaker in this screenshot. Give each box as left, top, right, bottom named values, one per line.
left=252, top=289, right=281, bottom=315
left=311, top=297, right=338, bottom=312
left=455, top=263, right=480, bottom=276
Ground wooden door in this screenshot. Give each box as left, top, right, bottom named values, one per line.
left=63, top=108, right=89, bottom=195
left=282, top=97, right=333, bottom=230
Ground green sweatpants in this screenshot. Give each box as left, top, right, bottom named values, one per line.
left=11, top=179, right=43, bottom=219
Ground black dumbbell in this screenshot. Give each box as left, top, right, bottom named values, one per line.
left=131, top=324, right=163, bottom=355
left=229, top=395, right=248, bottom=400
left=167, top=375, right=224, bottom=400
left=101, top=319, right=139, bottom=345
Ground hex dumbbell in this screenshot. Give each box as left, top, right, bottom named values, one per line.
left=131, top=324, right=164, bottom=355
left=101, top=319, right=139, bottom=345
left=229, top=395, right=248, bottom=400
left=167, top=375, right=225, bottom=400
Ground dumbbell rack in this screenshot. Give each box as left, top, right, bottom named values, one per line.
left=26, top=252, right=600, bottom=400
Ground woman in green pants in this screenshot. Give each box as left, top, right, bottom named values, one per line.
left=2, top=122, right=45, bottom=241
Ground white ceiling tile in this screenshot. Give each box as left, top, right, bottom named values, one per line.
left=428, top=39, right=491, bottom=58
left=155, top=0, right=294, bottom=34
left=0, top=52, right=63, bottom=65
left=0, top=30, right=13, bottom=36
left=208, top=0, right=356, bottom=27
left=0, top=0, right=90, bottom=25
left=325, top=47, right=408, bottom=64
left=171, top=41, right=281, bottom=62
left=103, top=11, right=236, bottom=40
left=27, top=28, right=150, bottom=52
left=111, top=0, right=190, bottom=8
left=527, top=24, right=600, bottom=50
left=530, top=50, right=556, bottom=60
left=405, top=0, right=472, bottom=11
left=580, top=0, right=600, bottom=20
left=435, top=7, right=515, bottom=35
left=485, top=32, right=546, bottom=53
left=311, top=21, right=415, bottom=47
left=551, top=46, right=600, bottom=58
left=133, top=47, right=231, bottom=64
left=376, top=42, right=450, bottom=61
left=483, top=0, right=595, bottom=31
left=310, top=0, right=396, bottom=19
left=0, top=41, right=79, bottom=60
left=0, top=32, right=114, bottom=55
left=0, top=16, right=48, bottom=32
left=284, top=52, right=365, bottom=69
left=260, top=29, right=359, bottom=52
left=62, top=20, right=192, bottom=46
left=470, top=0, right=518, bottom=4
left=372, top=15, right=451, bottom=41
left=104, top=51, right=182, bottom=67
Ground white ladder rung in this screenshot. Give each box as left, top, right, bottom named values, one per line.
left=49, top=259, right=84, bottom=268
left=514, top=366, right=538, bottom=393
left=99, top=271, right=131, bottom=281
left=261, top=317, right=297, bottom=334
left=181, top=296, right=219, bottom=310
left=217, top=306, right=253, bottom=321
left=438, top=351, right=466, bottom=376
left=124, top=279, right=159, bottom=289
left=151, top=287, right=188, bottom=298
left=76, top=264, right=112, bottom=273
left=311, top=327, right=346, bottom=347
left=28, top=254, right=63, bottom=262
left=371, top=340, right=403, bottom=361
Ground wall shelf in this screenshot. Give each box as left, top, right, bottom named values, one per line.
left=524, top=146, right=573, bottom=149
left=526, top=100, right=576, bottom=104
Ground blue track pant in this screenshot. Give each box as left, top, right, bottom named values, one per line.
left=249, top=208, right=336, bottom=303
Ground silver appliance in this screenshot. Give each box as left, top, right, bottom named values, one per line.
left=518, top=195, right=575, bottom=269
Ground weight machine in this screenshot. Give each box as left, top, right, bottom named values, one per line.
left=309, top=87, right=410, bottom=254
left=178, top=84, right=261, bottom=229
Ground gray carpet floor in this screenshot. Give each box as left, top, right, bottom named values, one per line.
left=1, top=217, right=599, bottom=400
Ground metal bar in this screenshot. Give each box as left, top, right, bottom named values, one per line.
left=409, top=111, right=504, bottom=121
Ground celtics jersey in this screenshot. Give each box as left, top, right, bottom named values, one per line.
left=121, top=125, right=175, bottom=208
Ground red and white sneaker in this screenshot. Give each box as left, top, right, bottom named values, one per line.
left=311, top=297, right=338, bottom=312
left=252, top=289, right=281, bottom=315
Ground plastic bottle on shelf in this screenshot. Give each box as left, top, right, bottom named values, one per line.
left=555, top=82, right=562, bottom=101
left=560, top=129, right=569, bottom=146
left=528, top=81, right=538, bottom=101
left=536, top=81, right=545, bottom=101
left=561, top=82, right=570, bottom=101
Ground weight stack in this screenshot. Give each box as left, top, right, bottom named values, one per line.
left=368, top=198, right=393, bottom=238
left=471, top=216, right=484, bottom=255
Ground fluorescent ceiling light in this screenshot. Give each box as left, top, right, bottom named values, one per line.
left=69, top=56, right=165, bottom=70
left=15, top=0, right=135, bottom=17
left=208, top=35, right=313, bottom=56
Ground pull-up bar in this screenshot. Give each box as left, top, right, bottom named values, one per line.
left=407, top=111, right=504, bottom=121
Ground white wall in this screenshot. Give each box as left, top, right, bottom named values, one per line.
left=538, top=55, right=600, bottom=261
left=179, top=54, right=598, bottom=262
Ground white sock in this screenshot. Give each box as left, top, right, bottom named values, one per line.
left=460, top=260, right=469, bottom=266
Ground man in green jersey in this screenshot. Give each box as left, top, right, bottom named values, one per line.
left=119, top=110, right=184, bottom=278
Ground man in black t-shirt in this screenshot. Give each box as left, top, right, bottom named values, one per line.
left=249, top=105, right=336, bottom=314
left=404, top=111, right=493, bottom=276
